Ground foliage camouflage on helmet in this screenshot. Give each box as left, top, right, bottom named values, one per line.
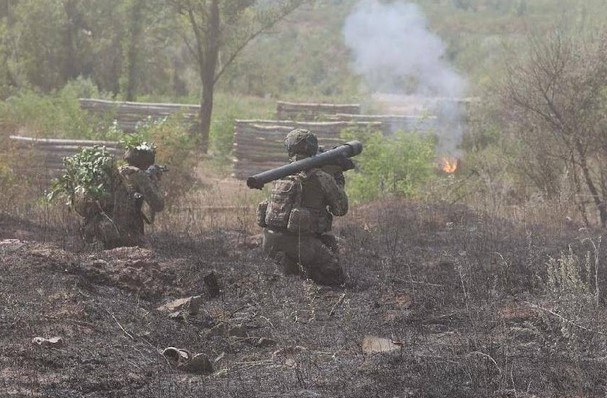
left=284, top=129, right=318, bottom=158
left=120, top=135, right=157, bottom=170
left=123, top=148, right=155, bottom=170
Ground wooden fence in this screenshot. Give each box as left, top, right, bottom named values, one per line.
left=7, top=97, right=456, bottom=193
left=326, top=114, right=438, bottom=135
left=232, top=119, right=382, bottom=179
left=275, top=101, right=361, bottom=121
left=79, top=98, right=199, bottom=132
left=9, top=135, right=122, bottom=189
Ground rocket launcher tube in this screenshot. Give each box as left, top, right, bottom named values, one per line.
left=246, top=140, right=363, bottom=189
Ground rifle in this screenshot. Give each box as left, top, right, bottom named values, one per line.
left=246, top=140, right=363, bottom=190
left=145, top=164, right=169, bottom=180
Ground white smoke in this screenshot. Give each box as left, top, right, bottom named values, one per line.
left=343, top=0, right=468, bottom=155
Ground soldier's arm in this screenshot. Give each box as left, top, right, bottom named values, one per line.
left=321, top=164, right=345, bottom=187
left=130, top=170, right=165, bottom=212
left=317, top=170, right=348, bottom=216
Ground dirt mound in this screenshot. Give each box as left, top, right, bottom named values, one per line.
left=1, top=201, right=607, bottom=397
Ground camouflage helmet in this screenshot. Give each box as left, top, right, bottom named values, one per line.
left=124, top=143, right=156, bottom=170
left=284, top=128, right=318, bottom=158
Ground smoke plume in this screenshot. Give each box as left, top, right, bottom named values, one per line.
left=343, top=0, right=468, bottom=155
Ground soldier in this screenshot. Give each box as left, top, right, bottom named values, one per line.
left=257, top=129, right=349, bottom=286
left=83, top=144, right=165, bottom=249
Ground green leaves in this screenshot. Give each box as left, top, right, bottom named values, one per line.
left=47, top=146, right=116, bottom=208
left=119, top=130, right=157, bottom=153
left=342, top=128, right=437, bottom=204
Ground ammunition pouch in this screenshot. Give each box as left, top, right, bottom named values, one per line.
left=286, top=207, right=315, bottom=235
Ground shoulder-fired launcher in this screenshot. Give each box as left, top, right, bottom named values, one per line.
left=246, top=140, right=363, bottom=189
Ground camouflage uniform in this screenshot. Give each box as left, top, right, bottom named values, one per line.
left=259, top=129, right=349, bottom=286
left=83, top=148, right=164, bottom=249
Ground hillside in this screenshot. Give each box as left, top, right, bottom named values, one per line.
left=2, top=198, right=606, bottom=397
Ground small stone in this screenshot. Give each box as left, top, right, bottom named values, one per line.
left=162, top=347, right=190, bottom=366
left=32, top=336, right=64, bottom=348
left=255, top=337, right=277, bottom=348
left=157, top=296, right=202, bottom=316
left=361, top=335, right=402, bottom=354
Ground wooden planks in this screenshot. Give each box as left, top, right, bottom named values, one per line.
left=276, top=100, right=361, bottom=121
left=231, top=119, right=382, bottom=180
left=79, top=98, right=199, bottom=132
left=9, top=135, right=122, bottom=190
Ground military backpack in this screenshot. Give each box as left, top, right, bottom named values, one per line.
left=261, top=172, right=316, bottom=234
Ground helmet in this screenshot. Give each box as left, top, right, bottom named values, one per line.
left=124, top=146, right=156, bottom=170
left=284, top=129, right=318, bottom=158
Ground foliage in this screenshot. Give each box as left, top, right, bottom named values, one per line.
left=118, top=129, right=157, bottom=154
left=120, top=115, right=196, bottom=165
left=209, top=93, right=275, bottom=161
left=221, top=2, right=359, bottom=98
left=47, top=146, right=116, bottom=209
left=169, top=0, right=309, bottom=152
left=546, top=246, right=594, bottom=298
left=342, top=128, right=437, bottom=204
left=0, top=81, right=115, bottom=140
left=0, top=148, right=25, bottom=213
left=117, top=115, right=199, bottom=206
left=1, top=0, right=607, bottom=102
left=497, top=28, right=607, bottom=226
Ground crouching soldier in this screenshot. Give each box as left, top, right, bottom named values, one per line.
left=83, top=144, right=165, bottom=249
left=257, top=129, right=349, bottom=286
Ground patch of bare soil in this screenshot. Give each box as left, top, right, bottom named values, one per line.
left=1, top=200, right=607, bottom=397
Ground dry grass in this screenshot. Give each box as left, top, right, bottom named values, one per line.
left=2, top=155, right=607, bottom=397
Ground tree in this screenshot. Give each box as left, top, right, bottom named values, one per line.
left=120, top=0, right=181, bottom=100
left=3, top=0, right=129, bottom=94
left=169, top=0, right=308, bottom=153
left=123, top=0, right=146, bottom=101
left=499, top=29, right=607, bottom=226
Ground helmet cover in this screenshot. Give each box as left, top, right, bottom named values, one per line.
left=284, top=129, right=318, bottom=158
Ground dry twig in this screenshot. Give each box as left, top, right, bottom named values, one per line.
left=329, top=293, right=346, bottom=316
left=524, top=301, right=605, bottom=336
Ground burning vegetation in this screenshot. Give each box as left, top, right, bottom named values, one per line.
left=439, top=156, right=458, bottom=174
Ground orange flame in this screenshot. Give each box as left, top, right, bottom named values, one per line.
left=440, top=157, right=458, bottom=173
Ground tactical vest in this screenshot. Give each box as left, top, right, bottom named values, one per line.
left=264, top=172, right=318, bottom=235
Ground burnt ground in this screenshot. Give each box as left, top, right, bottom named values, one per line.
left=2, top=199, right=607, bottom=397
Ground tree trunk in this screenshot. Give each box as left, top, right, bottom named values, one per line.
left=198, top=84, right=214, bottom=154
left=575, top=139, right=607, bottom=226
left=62, top=0, right=80, bottom=81
left=197, top=0, right=220, bottom=154
left=124, top=0, right=145, bottom=101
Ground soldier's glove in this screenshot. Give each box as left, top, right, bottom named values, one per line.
left=335, top=156, right=355, bottom=172
left=318, top=147, right=356, bottom=172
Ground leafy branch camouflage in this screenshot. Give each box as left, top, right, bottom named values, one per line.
left=47, top=146, right=116, bottom=208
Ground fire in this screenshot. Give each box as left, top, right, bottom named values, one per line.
left=439, top=157, right=458, bottom=173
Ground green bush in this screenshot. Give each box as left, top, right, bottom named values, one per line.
left=115, top=116, right=199, bottom=206
left=209, top=94, right=275, bottom=162
left=46, top=146, right=116, bottom=210
left=0, top=79, right=114, bottom=140
left=342, top=129, right=437, bottom=204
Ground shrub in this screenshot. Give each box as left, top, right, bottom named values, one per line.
left=342, top=128, right=437, bottom=204
left=209, top=94, right=275, bottom=163
left=46, top=146, right=116, bottom=212
left=0, top=80, right=114, bottom=140
left=113, top=116, right=199, bottom=208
